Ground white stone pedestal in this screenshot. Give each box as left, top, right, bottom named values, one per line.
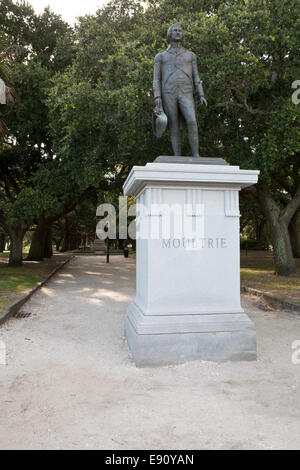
left=123, top=159, right=259, bottom=367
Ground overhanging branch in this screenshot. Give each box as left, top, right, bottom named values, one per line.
left=281, top=187, right=300, bottom=225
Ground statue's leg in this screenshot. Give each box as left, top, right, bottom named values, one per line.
left=178, top=94, right=200, bottom=158
left=162, top=93, right=181, bottom=156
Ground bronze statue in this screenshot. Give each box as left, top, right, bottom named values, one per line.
left=153, top=24, right=207, bottom=157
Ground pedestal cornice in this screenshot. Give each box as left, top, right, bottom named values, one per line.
left=123, top=160, right=260, bottom=197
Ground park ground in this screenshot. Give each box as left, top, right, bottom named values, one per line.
left=0, top=255, right=300, bottom=450
left=1, top=250, right=299, bottom=318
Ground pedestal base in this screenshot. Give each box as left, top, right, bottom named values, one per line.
left=125, top=301, right=256, bottom=367
left=154, top=155, right=229, bottom=165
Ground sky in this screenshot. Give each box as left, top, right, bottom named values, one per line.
left=28, top=0, right=109, bottom=24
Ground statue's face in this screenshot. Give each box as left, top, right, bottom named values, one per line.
left=170, top=24, right=183, bottom=42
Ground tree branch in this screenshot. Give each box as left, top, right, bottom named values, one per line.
left=215, top=100, right=267, bottom=115
left=281, top=187, right=300, bottom=225
left=0, top=212, right=11, bottom=235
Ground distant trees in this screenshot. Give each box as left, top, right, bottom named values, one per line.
left=0, top=34, right=16, bottom=139
left=0, top=0, right=77, bottom=265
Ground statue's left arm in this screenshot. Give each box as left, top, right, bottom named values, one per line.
left=192, top=53, right=207, bottom=106
left=153, top=53, right=162, bottom=109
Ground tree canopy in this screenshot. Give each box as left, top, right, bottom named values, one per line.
left=0, top=0, right=299, bottom=273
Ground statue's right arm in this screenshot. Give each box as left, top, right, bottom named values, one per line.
left=153, top=53, right=162, bottom=103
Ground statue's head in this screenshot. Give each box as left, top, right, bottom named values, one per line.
left=167, top=24, right=184, bottom=44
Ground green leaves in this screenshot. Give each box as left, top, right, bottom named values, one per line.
left=0, top=0, right=77, bottom=233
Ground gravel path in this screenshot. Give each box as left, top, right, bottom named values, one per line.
left=0, top=255, right=300, bottom=450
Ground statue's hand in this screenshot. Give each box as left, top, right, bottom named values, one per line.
left=154, top=97, right=162, bottom=109
left=200, top=96, right=208, bottom=107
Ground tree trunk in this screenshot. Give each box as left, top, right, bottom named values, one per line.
left=0, top=233, right=5, bottom=253
left=257, top=185, right=296, bottom=275
left=289, top=210, right=300, bottom=258
left=44, top=228, right=53, bottom=258
left=255, top=219, right=266, bottom=243
left=118, top=238, right=125, bottom=250
left=9, top=229, right=25, bottom=267
left=27, top=218, right=50, bottom=261
left=70, top=233, right=80, bottom=251
left=270, top=223, right=295, bottom=275
left=61, top=218, right=71, bottom=252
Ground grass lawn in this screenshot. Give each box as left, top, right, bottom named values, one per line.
left=241, top=250, right=300, bottom=304
left=0, top=252, right=70, bottom=314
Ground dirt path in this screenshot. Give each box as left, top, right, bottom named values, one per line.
left=0, top=255, right=300, bottom=450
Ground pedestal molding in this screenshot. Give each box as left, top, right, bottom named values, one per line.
left=127, top=300, right=255, bottom=336
left=123, top=162, right=259, bottom=196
